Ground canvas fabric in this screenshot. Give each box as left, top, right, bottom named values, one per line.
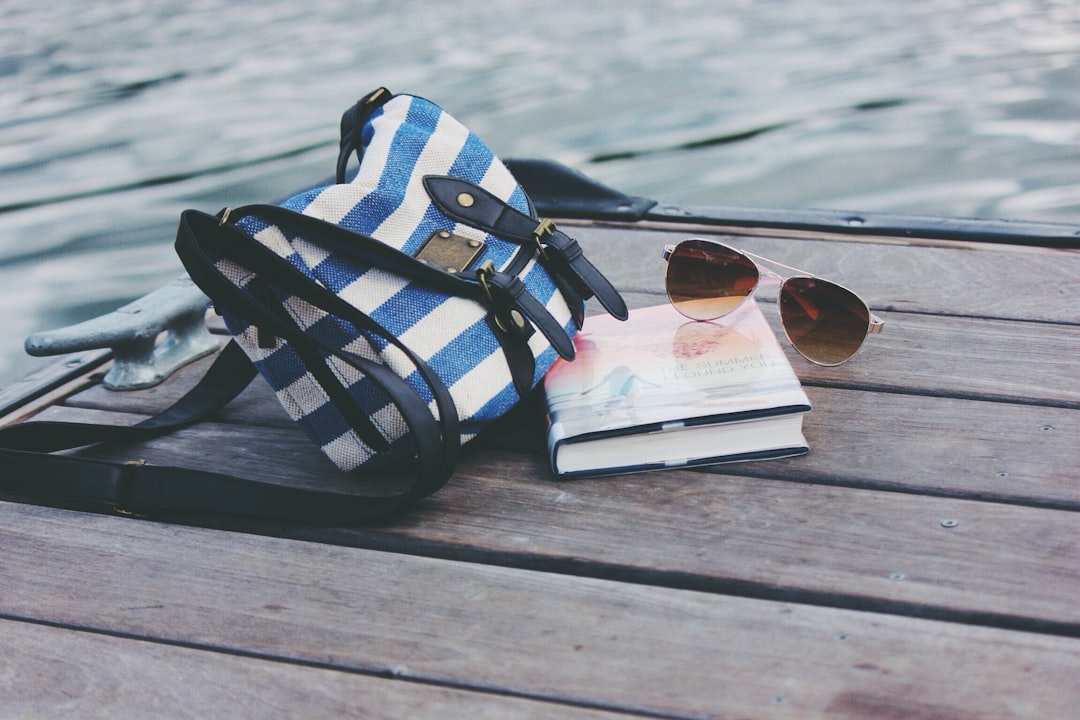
left=213, top=94, right=574, bottom=471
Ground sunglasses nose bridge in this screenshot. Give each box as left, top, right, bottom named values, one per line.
left=756, top=265, right=784, bottom=290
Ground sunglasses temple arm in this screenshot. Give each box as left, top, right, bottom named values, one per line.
left=868, top=313, right=885, bottom=333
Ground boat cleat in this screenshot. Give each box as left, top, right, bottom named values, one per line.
left=23, top=275, right=220, bottom=390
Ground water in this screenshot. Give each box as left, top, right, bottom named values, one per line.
left=2, top=0, right=1079, bottom=385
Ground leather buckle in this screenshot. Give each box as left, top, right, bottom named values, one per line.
left=476, top=260, right=528, bottom=334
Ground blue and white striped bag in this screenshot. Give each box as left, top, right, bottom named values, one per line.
left=176, top=88, right=627, bottom=517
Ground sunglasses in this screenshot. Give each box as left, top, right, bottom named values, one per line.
left=662, top=238, right=884, bottom=365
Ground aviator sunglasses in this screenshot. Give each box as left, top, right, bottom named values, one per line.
left=662, top=238, right=884, bottom=365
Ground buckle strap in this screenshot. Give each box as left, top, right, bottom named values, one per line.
left=423, top=175, right=628, bottom=323
left=476, top=261, right=575, bottom=362
left=537, top=226, right=628, bottom=321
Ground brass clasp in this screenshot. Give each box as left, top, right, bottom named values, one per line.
left=532, top=219, right=556, bottom=260
left=477, top=259, right=496, bottom=304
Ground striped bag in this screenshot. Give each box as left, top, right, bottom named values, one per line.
left=175, top=88, right=627, bottom=521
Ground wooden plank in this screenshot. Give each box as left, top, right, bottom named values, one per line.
left=570, top=224, right=1080, bottom=324
left=3, top=501, right=1079, bottom=720
left=348, top=451, right=1080, bottom=634
left=36, top=377, right=1080, bottom=507
left=16, top=393, right=1080, bottom=630
left=786, top=312, right=1080, bottom=406
left=63, top=351, right=297, bottom=430
left=0, top=349, right=109, bottom=424
left=791, top=388, right=1079, bottom=505
left=0, top=619, right=631, bottom=720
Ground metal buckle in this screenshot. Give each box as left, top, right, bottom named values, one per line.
left=365, top=87, right=391, bottom=107
left=476, top=261, right=528, bottom=334
left=477, top=260, right=496, bottom=304
left=532, top=219, right=556, bottom=260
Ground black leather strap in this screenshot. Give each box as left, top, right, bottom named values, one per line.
left=0, top=337, right=444, bottom=525
left=175, top=209, right=461, bottom=500
left=336, top=87, right=393, bottom=184
left=0, top=340, right=424, bottom=523
left=0, top=203, right=470, bottom=525
left=0, top=172, right=624, bottom=525
left=479, top=266, right=575, bottom=361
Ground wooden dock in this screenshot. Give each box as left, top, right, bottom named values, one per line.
left=2, top=219, right=1079, bottom=718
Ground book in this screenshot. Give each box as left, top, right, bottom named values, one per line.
left=543, top=300, right=811, bottom=477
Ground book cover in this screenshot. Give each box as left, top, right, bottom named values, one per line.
left=543, top=300, right=811, bottom=477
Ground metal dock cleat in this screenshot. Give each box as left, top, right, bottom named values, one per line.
left=24, top=275, right=220, bottom=390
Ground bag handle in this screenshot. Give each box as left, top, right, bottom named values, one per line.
left=336, top=87, right=393, bottom=183
left=175, top=209, right=462, bottom=491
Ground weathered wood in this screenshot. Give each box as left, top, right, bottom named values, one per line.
left=36, top=376, right=1080, bottom=507
left=19, top=392, right=1080, bottom=630
left=333, top=450, right=1080, bottom=633
left=0, top=348, right=109, bottom=425
left=58, top=309, right=1080, bottom=436
left=3, top=501, right=1079, bottom=720
left=4, top=224, right=1080, bottom=719
left=0, top=618, right=631, bottom=720
left=570, top=223, right=1080, bottom=323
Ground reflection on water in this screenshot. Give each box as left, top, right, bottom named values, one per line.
left=2, top=0, right=1079, bottom=383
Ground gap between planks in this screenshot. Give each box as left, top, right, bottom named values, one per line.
left=0, top=616, right=641, bottom=720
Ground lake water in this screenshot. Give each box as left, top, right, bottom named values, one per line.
left=2, top=0, right=1079, bottom=385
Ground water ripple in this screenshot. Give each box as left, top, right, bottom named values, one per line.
left=1, top=0, right=1079, bottom=383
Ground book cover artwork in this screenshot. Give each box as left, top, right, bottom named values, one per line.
left=546, top=301, right=808, bottom=435
left=543, top=301, right=811, bottom=475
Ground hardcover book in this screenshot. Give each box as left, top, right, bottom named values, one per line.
left=543, top=301, right=811, bottom=477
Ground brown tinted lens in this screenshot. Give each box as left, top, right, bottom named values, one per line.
left=666, top=240, right=759, bottom=321
left=779, top=277, right=870, bottom=365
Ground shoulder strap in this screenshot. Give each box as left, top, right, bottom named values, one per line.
left=175, top=208, right=464, bottom=507
left=0, top=340, right=432, bottom=523
left=0, top=206, right=472, bottom=525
